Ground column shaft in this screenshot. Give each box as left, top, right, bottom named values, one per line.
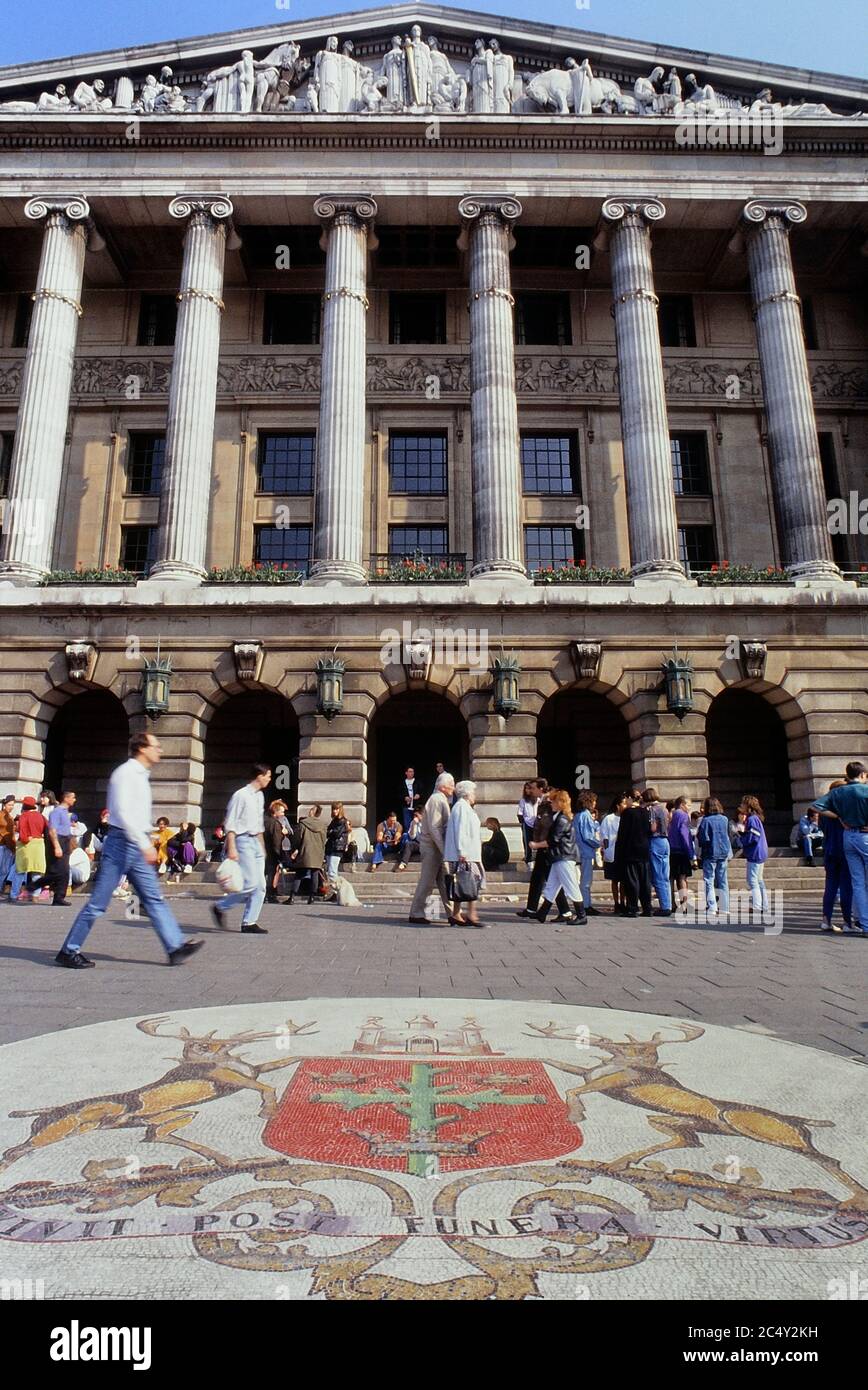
left=309, top=196, right=376, bottom=584
left=602, top=198, right=683, bottom=579
left=743, top=201, right=838, bottom=579
left=0, top=197, right=90, bottom=582
left=150, top=196, right=233, bottom=582
left=459, top=196, right=526, bottom=579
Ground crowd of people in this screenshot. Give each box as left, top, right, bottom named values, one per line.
left=2, top=735, right=867, bottom=967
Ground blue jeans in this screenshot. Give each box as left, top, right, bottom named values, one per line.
left=649, top=837, right=672, bottom=911
left=842, top=830, right=868, bottom=930
left=325, top=853, right=342, bottom=884
left=62, top=829, right=184, bottom=956
left=579, top=854, right=595, bottom=909
left=801, top=832, right=823, bottom=860
left=702, top=858, right=729, bottom=914
left=372, top=840, right=401, bottom=865
left=0, top=844, right=13, bottom=889
left=823, top=853, right=852, bottom=927
left=216, top=834, right=266, bottom=927
left=746, top=860, right=769, bottom=913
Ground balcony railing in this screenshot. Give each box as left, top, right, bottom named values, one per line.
left=371, top=552, right=468, bottom=583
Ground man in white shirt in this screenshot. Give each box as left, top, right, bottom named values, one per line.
left=408, top=771, right=454, bottom=925
left=401, top=766, right=421, bottom=831
left=211, top=762, right=271, bottom=933
left=57, top=733, right=203, bottom=968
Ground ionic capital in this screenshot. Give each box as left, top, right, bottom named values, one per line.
left=742, top=200, right=807, bottom=230
left=169, top=195, right=235, bottom=225
left=314, top=196, right=378, bottom=231
left=458, top=195, right=523, bottom=230
left=601, top=197, right=666, bottom=228
left=25, top=195, right=91, bottom=224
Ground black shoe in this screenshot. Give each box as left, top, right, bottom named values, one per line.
left=536, top=902, right=550, bottom=924
left=585, top=905, right=601, bottom=916
left=515, top=909, right=532, bottom=918
left=642, top=909, right=653, bottom=917
left=555, top=913, right=575, bottom=923
left=653, top=909, right=672, bottom=917
left=211, top=905, right=230, bottom=931
left=55, top=949, right=95, bottom=969
left=574, top=913, right=588, bottom=926
left=242, top=923, right=268, bottom=934
left=167, top=938, right=204, bottom=965
left=625, top=910, right=639, bottom=918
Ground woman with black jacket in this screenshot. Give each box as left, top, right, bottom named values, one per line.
left=325, top=801, right=350, bottom=895
left=613, top=791, right=653, bottom=917
left=530, top=789, right=587, bottom=925
left=264, top=799, right=290, bottom=903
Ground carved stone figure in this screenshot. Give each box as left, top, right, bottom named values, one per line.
left=38, top=84, right=70, bottom=111
left=406, top=25, right=433, bottom=107
left=253, top=41, right=305, bottom=112
left=196, top=50, right=259, bottom=113
left=310, top=35, right=356, bottom=113
left=428, top=36, right=467, bottom=112
left=566, top=57, right=593, bottom=116
left=489, top=39, right=514, bottom=113
left=470, top=37, right=494, bottom=113
left=525, top=65, right=633, bottom=116
left=681, top=73, right=721, bottom=114
left=359, top=67, right=384, bottom=112
left=72, top=79, right=112, bottom=112
left=340, top=41, right=362, bottom=110
left=633, top=66, right=664, bottom=115
left=382, top=35, right=406, bottom=108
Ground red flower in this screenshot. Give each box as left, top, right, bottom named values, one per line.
left=710, top=563, right=719, bottom=572
left=722, top=560, right=729, bottom=569
left=766, top=566, right=774, bottom=573
left=281, top=562, right=288, bottom=569
left=579, top=558, right=586, bottom=567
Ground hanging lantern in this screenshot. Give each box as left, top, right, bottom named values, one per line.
left=141, top=647, right=172, bottom=720
left=315, top=654, right=345, bottom=721
left=492, top=654, right=521, bottom=718
left=661, top=647, right=694, bottom=721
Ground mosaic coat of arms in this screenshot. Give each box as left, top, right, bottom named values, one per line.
left=1, top=1000, right=865, bottom=1299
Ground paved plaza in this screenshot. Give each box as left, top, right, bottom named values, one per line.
left=1, top=895, right=866, bottom=1301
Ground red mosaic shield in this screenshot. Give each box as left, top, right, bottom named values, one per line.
left=263, top=1058, right=582, bottom=1172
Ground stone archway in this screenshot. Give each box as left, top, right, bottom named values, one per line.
left=202, top=690, right=300, bottom=832
left=42, top=689, right=130, bottom=824
left=367, top=689, right=469, bottom=827
left=537, top=687, right=633, bottom=814
left=706, top=688, right=794, bottom=844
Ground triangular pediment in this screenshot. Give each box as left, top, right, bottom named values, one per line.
left=0, top=4, right=864, bottom=118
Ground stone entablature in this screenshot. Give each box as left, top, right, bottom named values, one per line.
left=0, top=350, right=864, bottom=402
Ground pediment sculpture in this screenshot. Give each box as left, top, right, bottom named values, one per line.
left=0, top=31, right=860, bottom=120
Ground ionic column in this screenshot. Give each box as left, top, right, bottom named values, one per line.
left=458, top=195, right=527, bottom=579
left=601, top=198, right=684, bottom=579
left=309, top=195, right=377, bottom=584
left=0, top=196, right=92, bottom=583
left=150, top=196, right=235, bottom=582
left=742, top=200, right=838, bottom=580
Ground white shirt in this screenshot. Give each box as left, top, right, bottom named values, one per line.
left=107, top=757, right=154, bottom=852
left=224, top=783, right=265, bottom=837
left=599, top=812, right=620, bottom=863
left=518, top=796, right=539, bottom=828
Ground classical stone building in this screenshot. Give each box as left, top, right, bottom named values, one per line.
left=0, top=4, right=865, bottom=844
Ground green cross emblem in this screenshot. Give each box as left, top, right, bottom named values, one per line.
left=311, top=1063, right=545, bottom=1175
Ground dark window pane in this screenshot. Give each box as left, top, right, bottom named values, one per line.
left=126, top=433, right=165, bottom=495
left=521, top=434, right=579, bottom=494
left=120, top=525, right=156, bottom=574
left=659, top=294, right=696, bottom=348
left=0, top=432, right=13, bottom=497
left=389, top=293, right=446, bottom=344
left=256, top=433, right=315, bottom=494
left=263, top=293, right=320, bottom=345
left=524, top=525, right=583, bottom=571
left=678, top=526, right=717, bottom=569
left=377, top=227, right=458, bottom=269
left=388, top=526, right=448, bottom=555
left=515, top=293, right=572, bottom=346
left=670, top=433, right=710, bottom=496
left=137, top=294, right=177, bottom=347
left=801, top=296, right=819, bottom=351
left=818, top=432, right=848, bottom=566
left=13, top=294, right=32, bottom=349
left=388, top=432, right=448, bottom=495
left=254, top=524, right=311, bottom=573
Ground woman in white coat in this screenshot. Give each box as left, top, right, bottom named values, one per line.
left=444, top=780, right=484, bottom=927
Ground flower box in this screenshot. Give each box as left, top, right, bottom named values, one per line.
left=533, top=563, right=631, bottom=585
left=205, top=564, right=304, bottom=584
left=696, top=564, right=790, bottom=585
left=41, top=567, right=140, bottom=585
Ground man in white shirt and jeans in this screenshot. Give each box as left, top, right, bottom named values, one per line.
left=212, top=762, right=271, bottom=934
left=56, top=732, right=203, bottom=969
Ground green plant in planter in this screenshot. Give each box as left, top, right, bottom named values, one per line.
left=378, top=557, right=467, bottom=582
left=42, top=566, right=140, bottom=585
left=206, top=563, right=304, bottom=584
left=533, top=562, right=631, bottom=585
left=697, top=563, right=790, bottom=584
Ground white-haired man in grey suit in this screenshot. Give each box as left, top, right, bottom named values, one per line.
left=407, top=771, right=454, bottom=926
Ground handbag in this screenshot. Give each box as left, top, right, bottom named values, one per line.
left=454, top=862, right=480, bottom=902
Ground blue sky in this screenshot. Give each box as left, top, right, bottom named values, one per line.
left=3, top=0, right=866, bottom=78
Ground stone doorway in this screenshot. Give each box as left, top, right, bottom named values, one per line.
left=706, top=689, right=793, bottom=845
left=202, top=691, right=300, bottom=833
left=367, top=690, right=469, bottom=830
left=43, top=689, right=129, bottom=826
left=537, top=688, right=632, bottom=815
